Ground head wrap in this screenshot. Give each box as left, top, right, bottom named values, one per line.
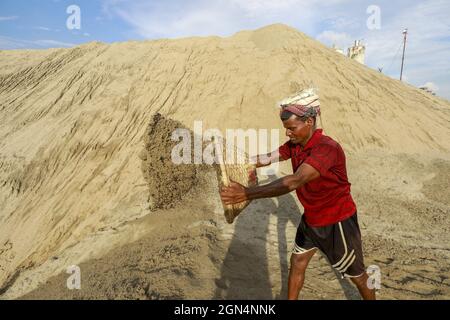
left=278, top=88, right=321, bottom=118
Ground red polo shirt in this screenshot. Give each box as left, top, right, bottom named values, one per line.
left=278, top=129, right=356, bottom=227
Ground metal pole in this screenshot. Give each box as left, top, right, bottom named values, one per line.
left=400, top=29, right=407, bottom=81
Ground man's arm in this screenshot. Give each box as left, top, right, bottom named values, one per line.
left=251, top=150, right=283, bottom=168
left=220, top=163, right=320, bottom=205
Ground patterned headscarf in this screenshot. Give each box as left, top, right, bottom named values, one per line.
left=278, top=88, right=321, bottom=118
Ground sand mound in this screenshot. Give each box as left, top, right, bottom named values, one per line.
left=0, top=23, right=449, bottom=299
left=21, top=197, right=222, bottom=300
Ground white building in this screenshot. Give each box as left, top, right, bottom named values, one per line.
left=347, top=40, right=365, bottom=65
left=419, top=86, right=436, bottom=95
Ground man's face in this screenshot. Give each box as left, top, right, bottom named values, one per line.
left=282, top=115, right=314, bottom=145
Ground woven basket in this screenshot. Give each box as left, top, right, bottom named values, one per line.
left=216, top=147, right=258, bottom=224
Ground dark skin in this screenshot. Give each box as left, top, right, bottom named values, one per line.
left=220, top=114, right=376, bottom=300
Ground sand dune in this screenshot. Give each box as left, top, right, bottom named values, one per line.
left=1, top=24, right=449, bottom=299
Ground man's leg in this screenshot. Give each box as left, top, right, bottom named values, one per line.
left=288, top=248, right=317, bottom=300
left=349, top=273, right=376, bottom=300
left=329, top=213, right=375, bottom=300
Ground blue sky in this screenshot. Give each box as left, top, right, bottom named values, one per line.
left=1, top=0, right=449, bottom=100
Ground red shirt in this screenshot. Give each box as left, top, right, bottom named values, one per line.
left=278, top=129, right=356, bottom=227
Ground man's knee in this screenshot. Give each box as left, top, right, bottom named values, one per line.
left=290, top=251, right=313, bottom=271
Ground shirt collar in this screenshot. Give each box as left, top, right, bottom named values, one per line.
left=302, top=129, right=323, bottom=151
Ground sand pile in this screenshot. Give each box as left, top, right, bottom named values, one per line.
left=0, top=24, right=449, bottom=299
left=21, top=195, right=223, bottom=300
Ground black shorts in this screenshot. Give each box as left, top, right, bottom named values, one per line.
left=292, top=212, right=366, bottom=278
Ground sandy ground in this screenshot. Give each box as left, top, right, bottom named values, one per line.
left=17, top=148, right=450, bottom=300
left=1, top=24, right=450, bottom=300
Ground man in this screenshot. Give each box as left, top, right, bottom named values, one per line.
left=220, top=89, right=375, bottom=300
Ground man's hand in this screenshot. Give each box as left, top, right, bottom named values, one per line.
left=220, top=181, right=248, bottom=205
left=251, top=150, right=282, bottom=168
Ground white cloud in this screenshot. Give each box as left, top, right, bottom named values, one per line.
left=229, top=0, right=308, bottom=17
left=33, top=40, right=75, bottom=47
left=231, top=0, right=301, bottom=11
left=0, top=16, right=19, bottom=21
left=0, top=36, right=28, bottom=49
left=113, top=3, right=239, bottom=38
left=34, top=26, right=52, bottom=31
left=316, top=30, right=353, bottom=48
left=421, top=82, right=439, bottom=92
left=100, top=0, right=321, bottom=38
left=0, top=36, right=75, bottom=50
left=359, top=1, right=450, bottom=99
left=330, top=16, right=361, bottom=30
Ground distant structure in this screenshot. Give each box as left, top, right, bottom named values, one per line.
left=332, top=44, right=345, bottom=55
left=400, top=28, right=408, bottom=81
left=419, top=86, right=436, bottom=96
left=347, top=40, right=365, bottom=64
left=330, top=40, right=366, bottom=64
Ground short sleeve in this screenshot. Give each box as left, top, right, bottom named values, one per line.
left=278, top=141, right=292, bottom=160
left=304, top=143, right=337, bottom=176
